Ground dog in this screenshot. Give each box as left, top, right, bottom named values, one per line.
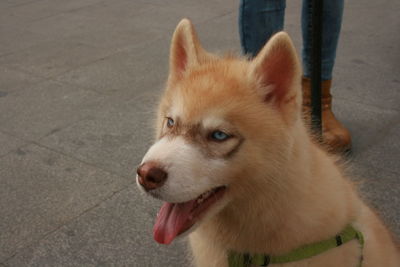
left=136, top=19, right=400, bottom=267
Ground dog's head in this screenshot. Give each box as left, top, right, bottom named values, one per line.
left=137, top=19, right=302, bottom=244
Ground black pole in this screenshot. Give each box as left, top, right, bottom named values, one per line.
left=310, top=0, right=323, bottom=137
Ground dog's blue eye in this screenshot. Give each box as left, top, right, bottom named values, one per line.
left=210, top=130, right=230, bottom=141
left=166, top=118, right=174, bottom=128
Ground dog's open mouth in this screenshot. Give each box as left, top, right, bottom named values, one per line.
left=153, top=186, right=226, bottom=244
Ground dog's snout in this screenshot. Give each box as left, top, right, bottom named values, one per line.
left=137, top=162, right=168, bottom=191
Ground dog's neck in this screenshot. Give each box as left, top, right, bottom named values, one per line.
left=195, top=123, right=362, bottom=255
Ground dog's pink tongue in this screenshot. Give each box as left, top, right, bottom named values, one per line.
left=153, top=200, right=196, bottom=244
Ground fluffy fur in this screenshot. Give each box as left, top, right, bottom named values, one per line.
left=138, top=19, right=400, bottom=266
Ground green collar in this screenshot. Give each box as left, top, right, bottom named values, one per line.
left=228, top=225, right=364, bottom=267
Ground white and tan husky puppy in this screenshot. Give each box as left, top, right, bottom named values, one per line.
left=136, top=19, right=399, bottom=267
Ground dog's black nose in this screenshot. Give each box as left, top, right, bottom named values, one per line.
left=137, top=162, right=168, bottom=191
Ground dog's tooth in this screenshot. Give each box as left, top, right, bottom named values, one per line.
left=197, top=189, right=216, bottom=205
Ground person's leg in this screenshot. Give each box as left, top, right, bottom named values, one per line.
left=239, top=0, right=286, bottom=57
left=301, top=0, right=350, bottom=154
left=301, top=0, right=344, bottom=80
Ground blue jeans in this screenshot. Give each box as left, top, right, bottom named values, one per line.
left=239, top=0, right=344, bottom=80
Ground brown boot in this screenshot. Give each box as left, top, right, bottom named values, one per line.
left=302, top=77, right=352, bottom=153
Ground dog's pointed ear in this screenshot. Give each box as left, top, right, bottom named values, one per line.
left=250, top=32, right=301, bottom=110
left=169, top=19, right=207, bottom=81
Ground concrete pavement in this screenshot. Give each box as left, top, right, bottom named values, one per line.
left=0, top=0, right=399, bottom=266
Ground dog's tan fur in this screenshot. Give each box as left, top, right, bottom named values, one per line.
left=144, top=19, right=400, bottom=267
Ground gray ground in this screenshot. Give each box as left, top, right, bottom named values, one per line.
left=0, top=0, right=399, bottom=266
